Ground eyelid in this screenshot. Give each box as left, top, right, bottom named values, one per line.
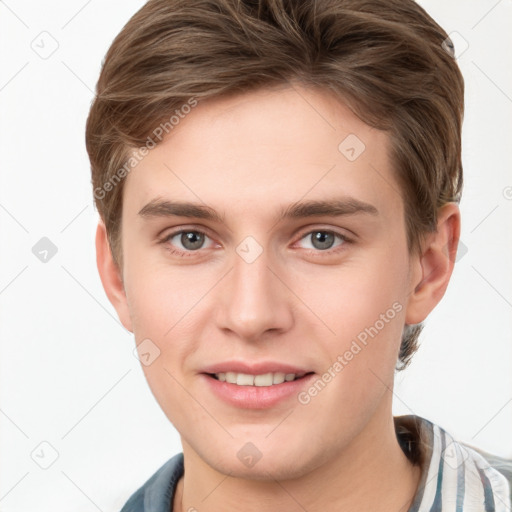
left=158, top=223, right=217, bottom=240
left=293, top=224, right=354, bottom=243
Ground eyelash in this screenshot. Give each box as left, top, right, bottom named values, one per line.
left=158, top=227, right=352, bottom=258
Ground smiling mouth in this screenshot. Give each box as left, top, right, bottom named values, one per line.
left=206, top=371, right=315, bottom=387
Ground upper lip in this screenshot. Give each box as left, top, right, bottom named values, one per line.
left=201, top=361, right=314, bottom=376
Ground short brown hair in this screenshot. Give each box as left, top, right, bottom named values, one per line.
left=85, top=0, right=464, bottom=370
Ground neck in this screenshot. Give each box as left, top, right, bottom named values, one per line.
left=173, top=407, right=421, bottom=512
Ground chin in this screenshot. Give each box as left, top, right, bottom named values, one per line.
left=196, top=438, right=326, bottom=482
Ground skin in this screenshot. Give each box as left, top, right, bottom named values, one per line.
left=96, top=84, right=460, bottom=512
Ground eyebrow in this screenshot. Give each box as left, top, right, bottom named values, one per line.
left=138, top=196, right=379, bottom=223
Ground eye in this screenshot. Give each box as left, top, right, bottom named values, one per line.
left=159, top=227, right=351, bottom=257
left=160, top=229, right=215, bottom=255
left=296, top=230, right=349, bottom=252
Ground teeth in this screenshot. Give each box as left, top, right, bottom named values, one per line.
left=273, top=373, right=285, bottom=384
left=214, top=372, right=301, bottom=386
left=237, top=373, right=254, bottom=386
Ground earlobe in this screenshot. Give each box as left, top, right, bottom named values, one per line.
left=95, top=220, right=133, bottom=332
left=405, top=203, right=461, bottom=325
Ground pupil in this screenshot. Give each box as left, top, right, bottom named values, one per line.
left=312, top=231, right=334, bottom=250
left=182, top=232, right=204, bottom=250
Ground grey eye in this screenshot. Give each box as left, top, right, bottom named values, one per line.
left=310, top=231, right=336, bottom=250
left=296, top=230, right=347, bottom=252
left=180, top=231, right=205, bottom=250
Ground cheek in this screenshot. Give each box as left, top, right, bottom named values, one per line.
left=124, top=255, right=203, bottom=336
left=306, top=257, right=407, bottom=334
left=300, top=271, right=406, bottom=431
left=305, top=250, right=409, bottom=381
left=124, top=260, right=213, bottom=394
left=123, top=264, right=205, bottom=422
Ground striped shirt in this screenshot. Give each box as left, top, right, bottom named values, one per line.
left=120, top=414, right=512, bottom=511
left=396, top=415, right=512, bottom=511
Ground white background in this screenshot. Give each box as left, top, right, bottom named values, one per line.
left=0, top=1, right=511, bottom=511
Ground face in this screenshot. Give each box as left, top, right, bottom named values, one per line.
left=115, top=85, right=422, bottom=479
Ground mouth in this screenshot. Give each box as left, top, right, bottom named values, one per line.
left=205, top=371, right=315, bottom=387
left=202, top=370, right=317, bottom=409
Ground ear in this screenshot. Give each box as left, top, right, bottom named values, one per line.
left=95, top=220, right=133, bottom=332
left=405, top=203, right=461, bottom=325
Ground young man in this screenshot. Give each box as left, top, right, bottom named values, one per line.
left=86, top=0, right=512, bottom=510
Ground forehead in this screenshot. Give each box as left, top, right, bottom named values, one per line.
left=123, top=85, right=402, bottom=223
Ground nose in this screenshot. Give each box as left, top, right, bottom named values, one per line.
left=215, top=242, right=294, bottom=342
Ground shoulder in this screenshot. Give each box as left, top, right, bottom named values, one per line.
left=395, top=414, right=512, bottom=508
left=120, top=452, right=184, bottom=512
left=465, top=443, right=512, bottom=496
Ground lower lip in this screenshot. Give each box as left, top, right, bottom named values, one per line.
left=201, top=373, right=316, bottom=409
